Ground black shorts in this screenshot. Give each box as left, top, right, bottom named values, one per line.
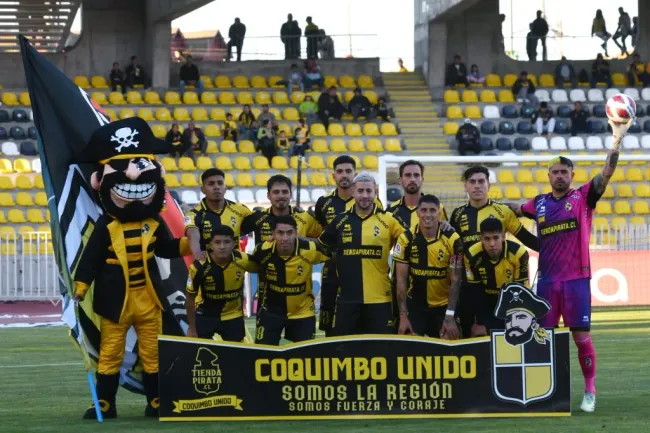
left=255, top=307, right=315, bottom=345
left=457, top=284, right=501, bottom=337
left=318, top=281, right=337, bottom=334
left=330, top=301, right=395, bottom=336
left=196, top=314, right=245, bottom=342
left=407, top=305, right=449, bottom=338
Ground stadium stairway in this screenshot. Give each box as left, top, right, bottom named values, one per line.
left=382, top=72, right=465, bottom=199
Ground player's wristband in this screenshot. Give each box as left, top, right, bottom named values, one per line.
left=445, top=309, right=455, bottom=317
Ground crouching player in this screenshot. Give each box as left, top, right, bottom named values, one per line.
left=186, top=225, right=258, bottom=341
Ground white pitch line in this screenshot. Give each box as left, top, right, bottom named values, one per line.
left=0, top=361, right=83, bottom=369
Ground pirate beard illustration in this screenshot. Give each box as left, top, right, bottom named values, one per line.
left=505, top=310, right=537, bottom=346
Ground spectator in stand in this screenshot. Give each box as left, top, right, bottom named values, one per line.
left=299, top=95, right=319, bottom=127
left=318, top=86, right=344, bottom=129
left=456, top=119, right=480, bottom=156
left=632, top=16, right=639, bottom=48
left=287, top=63, right=304, bottom=98
left=554, top=56, right=577, bottom=89
left=179, top=55, right=203, bottom=97
left=166, top=123, right=184, bottom=160
left=531, top=10, right=549, bottom=61
left=182, top=122, right=207, bottom=158
left=258, top=104, right=278, bottom=131
left=303, top=59, right=324, bottom=90
left=238, top=104, right=256, bottom=141
left=290, top=118, right=310, bottom=157
left=348, top=87, right=374, bottom=121
left=612, top=7, right=632, bottom=56
left=375, top=97, right=390, bottom=122
left=281, top=14, right=296, bottom=59
left=276, top=130, right=290, bottom=155
left=125, top=56, right=151, bottom=90
left=627, top=53, right=649, bottom=87
left=570, top=102, right=590, bottom=136
left=445, top=55, right=468, bottom=87
left=591, top=10, right=611, bottom=57
left=591, top=53, right=612, bottom=88
left=318, top=29, right=335, bottom=59
left=466, top=64, right=485, bottom=85
left=398, top=58, right=408, bottom=72
left=223, top=113, right=238, bottom=143
left=304, top=17, right=320, bottom=60
left=292, top=19, right=302, bottom=58
left=256, top=119, right=277, bottom=165
left=227, top=18, right=246, bottom=62
left=512, top=71, right=539, bottom=109
left=526, top=23, right=537, bottom=61
left=109, top=62, right=126, bottom=94
left=533, top=102, right=555, bottom=136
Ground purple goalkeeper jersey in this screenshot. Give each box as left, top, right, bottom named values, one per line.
left=522, top=180, right=602, bottom=283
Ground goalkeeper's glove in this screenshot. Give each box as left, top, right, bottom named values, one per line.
left=609, top=117, right=635, bottom=151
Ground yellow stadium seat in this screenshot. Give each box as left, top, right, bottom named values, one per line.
left=183, top=91, right=199, bottom=104
left=233, top=76, right=249, bottom=88
left=91, top=92, right=107, bottom=105
left=601, top=185, right=614, bottom=199
left=154, top=108, right=171, bottom=121
left=165, top=91, right=181, bottom=105
left=236, top=173, right=254, bottom=187
left=310, top=173, right=328, bottom=186
left=126, top=91, right=143, bottom=104
left=367, top=139, right=383, bottom=152
left=488, top=186, right=503, bottom=200
left=14, top=158, right=31, bottom=173
left=479, top=90, right=497, bottom=103
left=119, top=108, right=135, bottom=119
left=204, top=124, right=221, bottom=137
left=1, top=92, right=18, bottom=106
left=289, top=91, right=305, bottom=104
left=255, top=173, right=270, bottom=187
left=196, top=156, right=213, bottom=170
left=137, top=108, right=154, bottom=121
left=539, top=74, right=555, bottom=87
left=485, top=74, right=502, bottom=87
left=616, top=184, right=634, bottom=198
left=8, top=209, right=25, bottom=223
left=180, top=173, right=199, bottom=187
left=200, top=75, right=214, bottom=88
left=215, top=75, right=232, bottom=88
left=324, top=76, right=338, bottom=88
left=498, top=90, right=515, bottom=102
left=0, top=210, right=5, bottom=222
left=220, top=173, right=233, bottom=189
left=109, top=92, right=126, bottom=105
left=635, top=184, right=650, bottom=198
left=534, top=169, right=547, bottom=183
left=465, top=105, right=481, bottom=119
left=221, top=140, right=237, bottom=153
left=236, top=140, right=254, bottom=153
left=610, top=217, right=627, bottom=230
left=523, top=185, right=539, bottom=199
left=325, top=156, right=338, bottom=173
left=626, top=167, right=643, bottom=181
left=348, top=139, right=365, bottom=152
left=91, top=76, right=109, bottom=88
left=151, top=124, right=166, bottom=138
left=283, top=107, right=299, bottom=121
left=340, top=75, right=356, bottom=88
left=462, top=90, right=478, bottom=103
left=201, top=92, right=217, bottom=105
left=291, top=173, right=309, bottom=187
left=210, top=107, right=226, bottom=121
left=270, top=91, right=288, bottom=105
left=542, top=185, right=552, bottom=194
left=592, top=217, right=609, bottom=229
left=173, top=108, right=190, bottom=121
left=0, top=176, right=13, bottom=189
left=144, top=91, right=162, bottom=104
left=74, top=75, right=90, bottom=89
left=516, top=170, right=533, bottom=183
left=327, top=139, right=345, bottom=152
left=497, top=170, right=515, bottom=183
left=191, top=107, right=208, bottom=121
left=447, top=106, right=463, bottom=119
left=380, top=123, right=398, bottom=136
left=572, top=168, right=588, bottom=183
left=234, top=156, right=251, bottom=170
left=595, top=201, right=612, bottom=215
left=205, top=140, right=218, bottom=154
left=255, top=91, right=271, bottom=105
left=363, top=155, right=378, bottom=169
left=1, top=243, right=16, bottom=254
left=328, top=124, right=345, bottom=136
left=358, top=75, right=374, bottom=88
left=444, top=90, right=460, bottom=103
left=251, top=76, right=267, bottom=88
left=645, top=168, right=650, bottom=181
left=365, top=90, right=378, bottom=104
left=277, top=123, right=291, bottom=135
left=236, top=92, right=254, bottom=105
left=269, top=75, right=283, bottom=88
left=178, top=157, right=196, bottom=171
left=19, top=92, right=30, bottom=106
left=630, top=216, right=646, bottom=225
left=310, top=124, right=327, bottom=137
left=614, top=200, right=631, bottom=214
left=443, top=122, right=459, bottom=135
left=103, top=108, right=117, bottom=121
left=612, top=73, right=627, bottom=87
left=216, top=156, right=233, bottom=170
left=161, top=157, right=178, bottom=172
left=253, top=156, right=270, bottom=170
left=16, top=192, right=33, bottom=206
left=219, top=92, right=236, bottom=105
left=504, top=185, right=522, bottom=200
left=503, top=74, right=517, bottom=87
left=271, top=156, right=289, bottom=170
left=307, top=155, right=326, bottom=169
left=633, top=201, right=649, bottom=214
left=312, top=139, right=329, bottom=152
left=0, top=159, right=13, bottom=174
left=289, top=156, right=301, bottom=169
left=385, top=138, right=402, bottom=152
left=269, top=107, right=282, bottom=120
left=363, top=123, right=380, bottom=136
left=27, top=209, right=45, bottom=223
left=345, top=123, right=361, bottom=136
left=16, top=176, right=33, bottom=189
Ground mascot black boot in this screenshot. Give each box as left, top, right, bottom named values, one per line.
left=83, top=373, right=119, bottom=419
left=143, top=372, right=160, bottom=417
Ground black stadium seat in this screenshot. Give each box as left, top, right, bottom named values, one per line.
left=498, top=121, right=514, bottom=135
left=517, top=121, right=533, bottom=134
left=480, top=121, right=496, bottom=134
left=635, top=104, right=645, bottom=117
left=643, top=120, right=650, bottom=133
left=520, top=105, right=535, bottom=119
left=480, top=137, right=494, bottom=151
left=0, top=109, right=9, bottom=123
left=0, top=127, right=6, bottom=140
left=20, top=141, right=38, bottom=156
left=555, top=119, right=569, bottom=134
left=556, top=105, right=571, bottom=118
left=496, top=137, right=512, bottom=151
left=627, top=119, right=641, bottom=134
left=12, top=109, right=28, bottom=123
left=592, top=104, right=607, bottom=118
left=514, top=136, right=530, bottom=151
left=10, top=126, right=25, bottom=140
left=27, top=126, right=37, bottom=140
left=501, top=105, right=518, bottom=119
left=387, top=187, right=402, bottom=202
left=589, top=120, right=605, bottom=134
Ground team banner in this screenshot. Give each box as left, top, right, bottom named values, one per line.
left=158, top=330, right=570, bottom=421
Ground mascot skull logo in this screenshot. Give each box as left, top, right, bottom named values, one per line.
left=111, top=127, right=140, bottom=152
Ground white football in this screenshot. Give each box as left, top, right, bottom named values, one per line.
left=605, top=93, right=636, bottom=123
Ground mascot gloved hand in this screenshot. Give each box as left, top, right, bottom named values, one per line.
left=73, top=117, right=192, bottom=420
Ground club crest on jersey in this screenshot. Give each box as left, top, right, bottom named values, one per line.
left=565, top=202, right=572, bottom=212
left=373, top=226, right=380, bottom=237
left=141, top=223, right=150, bottom=234
left=437, top=249, right=444, bottom=260
left=297, top=264, right=304, bottom=276
left=230, top=216, right=237, bottom=227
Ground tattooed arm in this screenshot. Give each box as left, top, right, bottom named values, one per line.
left=395, top=262, right=414, bottom=335
left=592, top=147, right=620, bottom=195
left=440, top=239, right=464, bottom=340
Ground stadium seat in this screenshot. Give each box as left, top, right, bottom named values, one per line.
left=1, top=141, right=18, bottom=156
left=479, top=90, right=496, bottom=103
left=444, top=122, right=459, bottom=135
left=498, top=90, right=515, bottom=103
left=550, top=136, right=568, bottom=151
left=623, top=135, right=640, bottom=150
left=216, top=156, right=233, bottom=170
left=567, top=137, right=585, bottom=150
left=627, top=120, right=642, bottom=135
left=204, top=124, right=220, bottom=137
left=444, top=90, right=460, bottom=103
left=633, top=200, right=650, bottom=214
left=488, top=186, right=503, bottom=200
left=10, top=126, right=25, bottom=140
left=291, top=173, right=309, bottom=187
left=501, top=105, right=518, bottom=119
left=515, top=169, right=533, bottom=183
left=151, top=124, right=166, bottom=138
left=569, top=89, right=586, bottom=102
left=0, top=176, right=13, bottom=189
left=366, top=139, right=383, bottom=152
left=74, top=75, right=90, bottom=89
left=308, top=155, right=326, bottom=169
left=119, top=108, right=135, bottom=119
left=497, top=170, right=515, bottom=183
left=587, top=89, right=604, bottom=102
left=538, top=74, right=554, bottom=88
left=215, top=75, right=232, bottom=88
left=358, top=75, right=374, bottom=88
left=269, top=91, right=288, bottom=105
left=180, top=173, right=199, bottom=187
left=0, top=158, right=13, bottom=173
left=27, top=209, right=45, bottom=223
left=447, top=106, right=463, bottom=119
left=144, top=91, right=162, bottom=104
left=380, top=123, right=398, bottom=136
left=504, top=185, right=521, bottom=199
left=465, top=105, right=481, bottom=119
left=614, top=200, right=631, bottom=215
left=534, top=89, right=550, bottom=102
left=637, top=105, right=646, bottom=117
left=252, top=156, right=269, bottom=170
left=363, top=155, right=378, bottom=169
left=268, top=75, right=283, bottom=88
left=207, top=107, right=225, bottom=121
left=234, top=156, right=252, bottom=171
left=555, top=119, right=570, bottom=134
left=605, top=88, right=621, bottom=101
left=221, top=140, right=237, bottom=153
left=219, top=92, right=236, bottom=105
left=8, top=209, right=25, bottom=223
left=364, top=123, right=380, bottom=136
left=385, top=138, right=402, bottom=152
left=196, top=92, right=216, bottom=105
left=237, top=140, right=254, bottom=153
left=14, top=158, right=31, bottom=173
left=523, top=185, right=539, bottom=199
left=595, top=201, right=612, bottom=215
left=611, top=73, right=626, bottom=87
left=172, top=107, right=190, bottom=121
left=498, top=121, right=514, bottom=135
left=585, top=136, right=603, bottom=150
left=530, top=137, right=548, bottom=151
left=196, top=156, right=213, bottom=170
left=0, top=109, right=8, bottom=122
left=496, top=137, right=512, bottom=151
left=190, top=107, right=208, bottom=121
left=12, top=109, right=28, bottom=122
left=480, top=137, right=493, bottom=151
left=126, top=91, right=143, bottom=105
left=483, top=105, right=500, bottom=119
left=1, top=92, right=18, bottom=106
left=249, top=75, right=267, bottom=88
left=137, top=108, right=154, bottom=121
left=232, top=75, right=249, bottom=89
left=589, top=120, right=605, bottom=134
left=624, top=87, right=640, bottom=101
left=91, top=76, right=108, bottom=88
left=161, top=157, right=178, bottom=172
left=551, top=89, right=568, bottom=103
left=236, top=92, right=253, bottom=105
left=617, top=184, right=634, bottom=198
left=514, top=137, right=530, bottom=151
left=344, top=123, right=361, bottom=136
left=329, top=139, right=346, bottom=152
left=178, top=157, right=196, bottom=171
left=309, top=123, right=325, bottom=137
left=271, top=156, right=289, bottom=170
left=517, top=121, right=532, bottom=134
left=501, top=74, right=516, bottom=87
left=327, top=123, right=344, bottom=136
left=462, top=90, right=478, bottom=103
left=340, top=75, right=356, bottom=88
left=348, top=139, right=365, bottom=152
left=485, top=74, right=501, bottom=87
left=0, top=127, right=6, bottom=142
left=253, top=173, right=270, bottom=188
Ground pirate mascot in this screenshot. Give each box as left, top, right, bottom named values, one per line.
left=72, top=117, right=192, bottom=419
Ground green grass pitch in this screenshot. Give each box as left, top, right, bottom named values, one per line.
left=0, top=309, right=649, bottom=433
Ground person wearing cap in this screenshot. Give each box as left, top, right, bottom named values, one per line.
left=456, top=118, right=480, bottom=156
left=72, top=117, right=193, bottom=420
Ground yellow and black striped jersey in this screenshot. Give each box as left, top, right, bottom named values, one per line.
left=318, top=205, right=405, bottom=304
left=186, top=252, right=258, bottom=320
left=314, top=189, right=384, bottom=227
left=393, top=224, right=462, bottom=307
left=184, top=199, right=252, bottom=250
left=386, top=196, right=448, bottom=232
left=252, top=239, right=329, bottom=318
left=464, top=240, right=530, bottom=296
left=241, top=206, right=322, bottom=246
